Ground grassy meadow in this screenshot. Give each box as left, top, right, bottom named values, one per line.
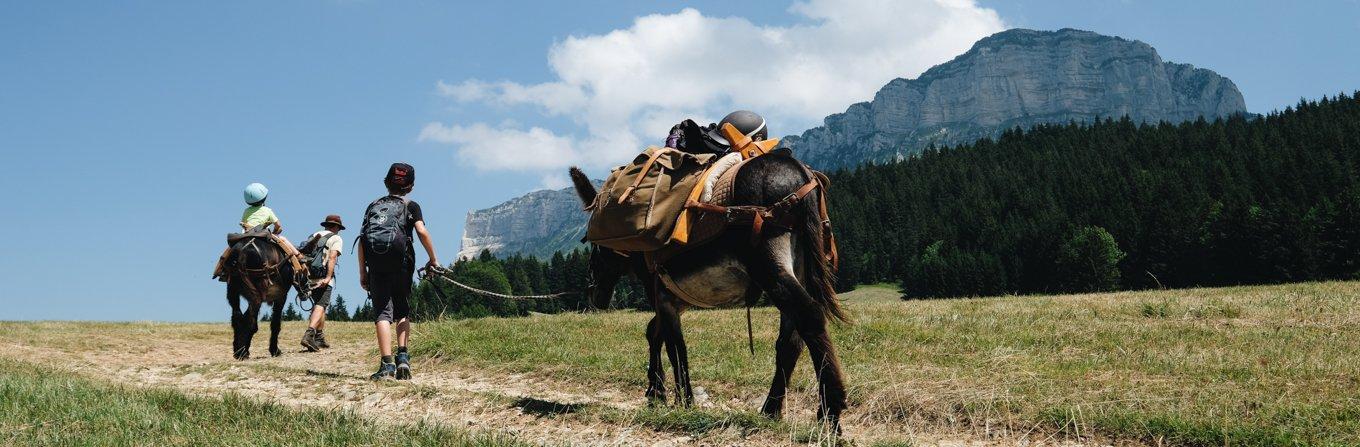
left=0, top=357, right=525, bottom=447
left=2, top=282, right=1357, bottom=446
left=417, top=282, right=1360, bottom=446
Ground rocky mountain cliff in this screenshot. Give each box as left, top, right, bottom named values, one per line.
left=458, top=185, right=594, bottom=260
left=784, top=28, right=1247, bottom=170
left=460, top=28, right=1249, bottom=259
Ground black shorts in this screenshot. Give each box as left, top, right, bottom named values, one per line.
left=308, top=284, right=333, bottom=308
left=370, top=271, right=412, bottom=323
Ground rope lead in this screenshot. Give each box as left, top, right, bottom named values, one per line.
left=420, top=265, right=575, bottom=300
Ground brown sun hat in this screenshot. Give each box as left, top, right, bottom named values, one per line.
left=320, top=214, right=345, bottom=230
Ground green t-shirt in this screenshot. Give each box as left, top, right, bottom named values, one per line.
left=241, top=205, right=279, bottom=229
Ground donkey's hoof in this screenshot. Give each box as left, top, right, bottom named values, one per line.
left=760, top=401, right=784, bottom=419
left=269, top=348, right=282, bottom=357
left=816, top=413, right=843, bottom=437
left=234, top=350, right=250, bottom=360
left=645, top=390, right=667, bottom=406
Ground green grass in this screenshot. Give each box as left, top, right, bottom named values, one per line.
left=0, top=358, right=527, bottom=447
left=417, top=282, right=1360, bottom=446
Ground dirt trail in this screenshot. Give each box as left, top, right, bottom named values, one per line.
left=3, top=326, right=706, bottom=446
left=1, top=322, right=1102, bottom=446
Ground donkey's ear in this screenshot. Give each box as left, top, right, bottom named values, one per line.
left=568, top=166, right=598, bottom=208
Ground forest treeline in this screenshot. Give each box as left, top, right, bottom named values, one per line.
left=393, top=92, right=1360, bottom=317
left=830, top=92, right=1360, bottom=298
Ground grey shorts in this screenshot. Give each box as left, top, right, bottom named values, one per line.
left=309, top=284, right=333, bottom=308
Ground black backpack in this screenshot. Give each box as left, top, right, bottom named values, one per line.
left=361, top=196, right=411, bottom=273
left=300, top=231, right=338, bottom=279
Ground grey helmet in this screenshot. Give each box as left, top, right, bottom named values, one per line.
left=706, top=110, right=768, bottom=147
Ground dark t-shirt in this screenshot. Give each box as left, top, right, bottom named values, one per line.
left=401, top=197, right=423, bottom=271
left=402, top=198, right=423, bottom=237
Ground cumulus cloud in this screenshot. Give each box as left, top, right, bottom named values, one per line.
left=423, top=0, right=1005, bottom=177
left=418, top=122, right=579, bottom=171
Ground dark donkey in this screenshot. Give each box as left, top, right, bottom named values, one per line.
left=568, top=154, right=851, bottom=431
left=223, top=227, right=300, bottom=359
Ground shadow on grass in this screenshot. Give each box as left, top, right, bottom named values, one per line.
left=511, top=397, right=587, bottom=417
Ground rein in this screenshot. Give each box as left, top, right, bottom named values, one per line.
left=420, top=265, right=576, bottom=300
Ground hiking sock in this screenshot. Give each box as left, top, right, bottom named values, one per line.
left=381, top=355, right=394, bottom=364
left=397, top=346, right=408, bottom=354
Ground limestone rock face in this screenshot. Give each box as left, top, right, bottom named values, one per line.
left=783, top=28, right=1247, bottom=170
left=457, top=185, right=593, bottom=260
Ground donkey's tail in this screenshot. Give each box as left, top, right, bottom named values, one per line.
left=797, top=181, right=849, bottom=324
left=568, top=166, right=597, bottom=208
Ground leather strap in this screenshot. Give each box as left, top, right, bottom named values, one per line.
left=670, top=161, right=726, bottom=245
left=719, top=123, right=781, bottom=160
left=684, top=199, right=728, bottom=214
left=618, top=148, right=674, bottom=204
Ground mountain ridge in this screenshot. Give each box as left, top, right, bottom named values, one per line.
left=782, top=28, right=1246, bottom=170
left=458, top=28, right=1249, bottom=259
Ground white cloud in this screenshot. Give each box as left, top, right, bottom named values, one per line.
left=423, top=0, right=1005, bottom=177
left=418, top=122, right=579, bottom=171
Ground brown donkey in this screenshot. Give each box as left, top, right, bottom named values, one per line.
left=569, top=154, right=850, bottom=431
left=223, top=233, right=300, bottom=360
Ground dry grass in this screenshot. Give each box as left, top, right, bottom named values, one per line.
left=0, top=357, right=528, bottom=447
left=2, top=281, right=1357, bottom=446
left=417, top=282, right=1360, bottom=446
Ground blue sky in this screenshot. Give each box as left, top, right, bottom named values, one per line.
left=1, top=1, right=1356, bottom=321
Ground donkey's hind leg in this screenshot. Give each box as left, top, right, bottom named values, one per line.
left=268, top=297, right=285, bottom=357
left=748, top=233, right=847, bottom=431
left=761, top=310, right=804, bottom=418
left=644, top=315, right=668, bottom=404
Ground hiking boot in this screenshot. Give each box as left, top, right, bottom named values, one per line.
left=370, top=362, right=397, bottom=381
left=300, top=328, right=319, bottom=352
left=314, top=330, right=330, bottom=349
left=395, top=351, right=411, bottom=380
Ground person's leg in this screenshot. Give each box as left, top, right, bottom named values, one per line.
left=270, top=234, right=305, bottom=275
left=213, top=246, right=232, bottom=280
left=369, top=273, right=398, bottom=380
left=375, top=320, right=392, bottom=356
left=392, top=275, right=413, bottom=380
left=396, top=318, right=410, bottom=346
left=311, top=286, right=332, bottom=347
left=372, top=275, right=395, bottom=357
left=275, top=235, right=296, bottom=252
left=301, top=286, right=328, bottom=351
left=308, top=305, right=325, bottom=329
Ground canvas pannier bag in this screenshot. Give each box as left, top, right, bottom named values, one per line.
left=587, top=147, right=717, bottom=252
